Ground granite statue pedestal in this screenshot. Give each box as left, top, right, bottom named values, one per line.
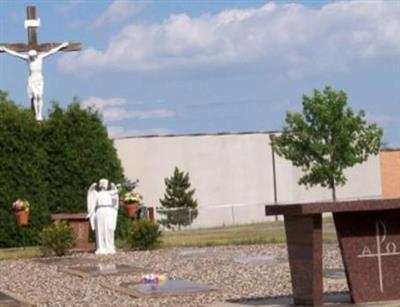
left=51, top=213, right=94, bottom=251
left=266, top=198, right=400, bottom=306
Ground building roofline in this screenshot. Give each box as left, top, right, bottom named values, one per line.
left=113, top=130, right=281, bottom=140
left=380, top=148, right=400, bottom=152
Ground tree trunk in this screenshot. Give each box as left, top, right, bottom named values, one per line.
left=332, top=185, right=336, bottom=201
left=331, top=180, right=336, bottom=201
left=329, top=176, right=337, bottom=201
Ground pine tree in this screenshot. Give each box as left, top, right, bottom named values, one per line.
left=159, top=167, right=198, bottom=230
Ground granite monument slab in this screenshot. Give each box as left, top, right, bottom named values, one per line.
left=63, top=263, right=149, bottom=278
left=51, top=213, right=93, bottom=251
left=266, top=198, right=400, bottom=306
left=36, top=257, right=96, bottom=266
left=220, top=293, right=400, bottom=306
left=105, top=278, right=215, bottom=298
left=233, top=255, right=286, bottom=265
left=0, top=291, right=25, bottom=306
left=334, top=210, right=400, bottom=303
left=179, top=248, right=215, bottom=257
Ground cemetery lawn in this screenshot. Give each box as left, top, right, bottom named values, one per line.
left=0, top=246, right=41, bottom=260
left=0, top=219, right=336, bottom=259
left=162, top=218, right=336, bottom=247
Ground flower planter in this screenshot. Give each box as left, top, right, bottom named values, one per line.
left=125, top=203, right=140, bottom=218
left=15, top=210, right=29, bottom=225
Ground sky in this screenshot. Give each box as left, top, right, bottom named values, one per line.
left=0, top=0, right=399, bottom=145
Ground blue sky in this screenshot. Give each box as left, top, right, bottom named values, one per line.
left=0, top=0, right=399, bottom=145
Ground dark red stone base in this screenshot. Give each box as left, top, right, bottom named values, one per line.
left=284, top=214, right=323, bottom=306
left=334, top=209, right=400, bottom=304
left=267, top=198, right=400, bottom=306
left=51, top=213, right=93, bottom=251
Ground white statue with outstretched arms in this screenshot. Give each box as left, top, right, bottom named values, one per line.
left=0, top=43, right=68, bottom=121
left=87, top=179, right=120, bottom=255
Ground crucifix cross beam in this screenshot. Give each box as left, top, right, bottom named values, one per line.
left=0, top=6, right=81, bottom=53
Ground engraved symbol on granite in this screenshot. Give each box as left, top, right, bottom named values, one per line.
left=357, top=220, right=400, bottom=293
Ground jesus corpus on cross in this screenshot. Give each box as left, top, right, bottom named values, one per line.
left=0, top=6, right=81, bottom=121
left=0, top=44, right=69, bottom=121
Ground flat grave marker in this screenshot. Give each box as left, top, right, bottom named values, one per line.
left=323, top=269, right=346, bottom=280
left=36, top=257, right=96, bottom=266
left=0, top=291, right=27, bottom=306
left=62, top=263, right=151, bottom=278
left=104, top=278, right=216, bottom=298
left=233, top=255, right=286, bottom=265
left=178, top=248, right=214, bottom=257
left=221, top=292, right=359, bottom=306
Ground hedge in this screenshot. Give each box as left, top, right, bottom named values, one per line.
left=0, top=91, right=129, bottom=247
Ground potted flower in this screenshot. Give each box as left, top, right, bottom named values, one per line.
left=12, top=199, right=30, bottom=225
left=123, top=191, right=143, bottom=218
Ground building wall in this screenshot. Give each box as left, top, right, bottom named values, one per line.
left=380, top=150, right=400, bottom=198
left=114, top=132, right=382, bottom=228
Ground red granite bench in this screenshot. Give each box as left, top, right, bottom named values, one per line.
left=266, top=198, right=400, bottom=306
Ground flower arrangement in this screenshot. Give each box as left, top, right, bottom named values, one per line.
left=12, top=199, right=30, bottom=212
left=141, top=274, right=167, bottom=286
left=123, top=191, right=143, bottom=205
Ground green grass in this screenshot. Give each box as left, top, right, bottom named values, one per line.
left=0, top=246, right=42, bottom=260
left=162, top=219, right=336, bottom=247
left=0, top=219, right=337, bottom=259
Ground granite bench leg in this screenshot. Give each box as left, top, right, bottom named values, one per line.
left=284, top=214, right=323, bottom=306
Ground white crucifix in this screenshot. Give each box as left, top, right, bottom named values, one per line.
left=0, top=6, right=81, bottom=121
left=357, top=220, right=400, bottom=293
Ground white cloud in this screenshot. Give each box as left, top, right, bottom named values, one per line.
left=103, top=107, right=174, bottom=121
left=107, top=126, right=171, bottom=138
left=59, top=1, right=400, bottom=74
left=57, top=0, right=84, bottom=13
left=81, top=96, right=174, bottom=122
left=82, top=96, right=127, bottom=110
left=92, top=0, right=147, bottom=28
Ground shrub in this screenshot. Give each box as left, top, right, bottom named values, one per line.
left=128, top=220, right=162, bottom=250
left=39, top=221, right=76, bottom=256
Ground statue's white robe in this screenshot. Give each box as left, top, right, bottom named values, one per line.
left=87, top=186, right=119, bottom=255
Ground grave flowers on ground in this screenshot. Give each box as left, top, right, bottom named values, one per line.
left=12, top=199, right=30, bottom=225
left=141, top=274, right=168, bottom=289
left=123, top=191, right=143, bottom=218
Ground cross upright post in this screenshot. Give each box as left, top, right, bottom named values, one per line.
left=27, top=6, right=39, bottom=47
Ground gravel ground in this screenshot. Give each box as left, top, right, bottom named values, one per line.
left=0, top=244, right=347, bottom=307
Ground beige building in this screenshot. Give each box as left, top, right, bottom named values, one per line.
left=114, top=132, right=382, bottom=228
left=380, top=149, right=400, bottom=198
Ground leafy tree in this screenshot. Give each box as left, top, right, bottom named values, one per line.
left=271, top=86, right=382, bottom=201
left=159, top=167, right=198, bottom=230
